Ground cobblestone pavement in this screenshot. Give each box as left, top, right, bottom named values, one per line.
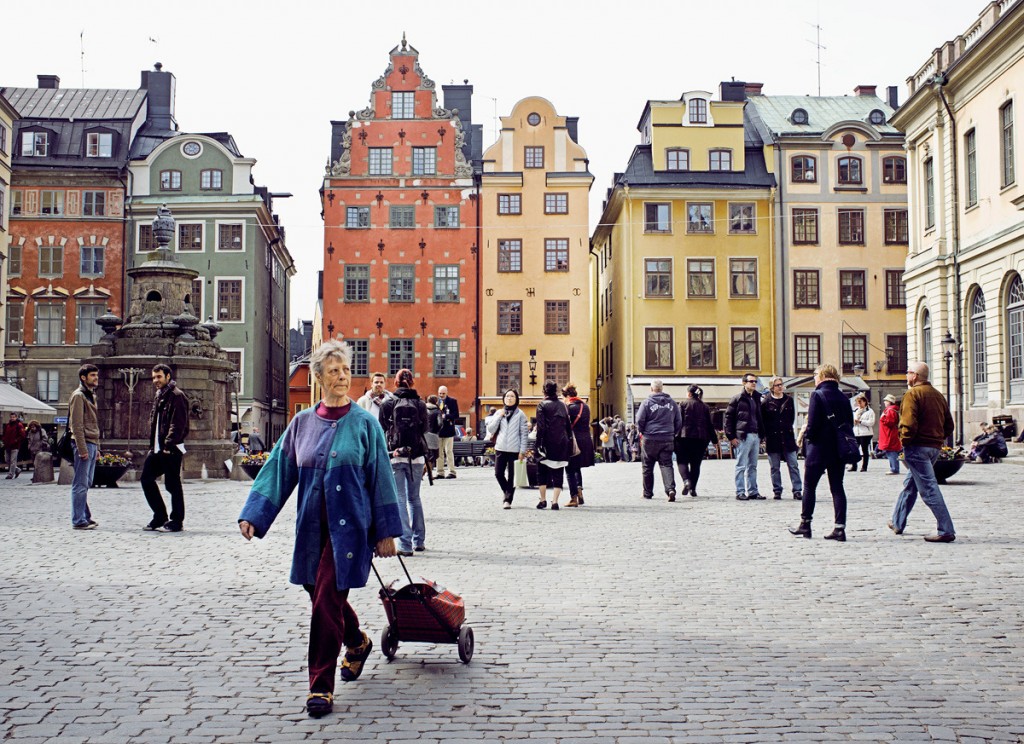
left=2, top=456, right=1023, bottom=743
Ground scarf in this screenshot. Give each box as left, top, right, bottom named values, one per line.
left=503, top=390, right=520, bottom=420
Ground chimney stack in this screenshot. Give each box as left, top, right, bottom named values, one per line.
left=744, top=82, right=764, bottom=97
left=140, top=63, right=178, bottom=131
left=719, top=80, right=747, bottom=102
left=37, top=75, right=60, bottom=89
left=566, top=116, right=580, bottom=144
left=886, top=85, right=900, bottom=110
left=854, top=85, right=877, bottom=97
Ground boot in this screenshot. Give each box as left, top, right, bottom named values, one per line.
left=824, top=527, right=846, bottom=542
left=789, top=519, right=812, bottom=538
left=576, top=487, right=584, bottom=506
left=566, top=494, right=580, bottom=507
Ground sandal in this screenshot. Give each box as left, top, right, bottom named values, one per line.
left=340, top=631, right=373, bottom=682
left=306, top=692, right=333, bottom=718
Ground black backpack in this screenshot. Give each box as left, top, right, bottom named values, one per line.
left=388, top=396, right=423, bottom=453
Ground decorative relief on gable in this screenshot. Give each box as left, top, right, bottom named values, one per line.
left=109, top=191, right=123, bottom=217
left=66, top=191, right=80, bottom=216
left=414, top=62, right=435, bottom=90
left=328, top=124, right=353, bottom=176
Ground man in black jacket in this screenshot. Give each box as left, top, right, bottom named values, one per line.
left=725, top=374, right=765, bottom=500
left=762, top=376, right=802, bottom=500
left=435, top=386, right=460, bottom=479
left=141, top=364, right=190, bottom=533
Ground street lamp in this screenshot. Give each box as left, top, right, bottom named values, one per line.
left=941, top=331, right=957, bottom=446
left=528, top=349, right=537, bottom=390
left=595, top=374, right=603, bottom=418
left=228, top=372, right=242, bottom=449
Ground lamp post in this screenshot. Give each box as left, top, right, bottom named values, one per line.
left=528, top=349, right=537, bottom=391
left=941, top=331, right=957, bottom=447
left=118, top=368, right=145, bottom=449
left=595, top=373, right=603, bottom=418
left=228, top=372, right=242, bottom=449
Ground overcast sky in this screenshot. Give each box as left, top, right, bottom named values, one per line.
left=3, top=0, right=983, bottom=325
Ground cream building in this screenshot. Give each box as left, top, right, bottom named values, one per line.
left=0, top=93, right=16, bottom=371
left=892, top=0, right=1024, bottom=442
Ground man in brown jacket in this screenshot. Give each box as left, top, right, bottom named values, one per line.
left=68, top=364, right=101, bottom=530
left=889, top=362, right=956, bottom=542
left=141, top=364, right=190, bottom=533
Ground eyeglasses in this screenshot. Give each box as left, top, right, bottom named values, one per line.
left=772, top=383, right=784, bottom=388
left=744, top=379, right=757, bottom=384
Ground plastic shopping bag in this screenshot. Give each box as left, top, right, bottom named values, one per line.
left=514, top=458, right=530, bottom=488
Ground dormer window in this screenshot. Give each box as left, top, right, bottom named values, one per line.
left=688, top=98, right=708, bottom=124
left=21, top=131, right=49, bottom=157
left=391, top=91, right=415, bottom=119
left=709, top=149, right=732, bottom=171
left=666, top=148, right=689, bottom=171
left=868, top=109, right=886, bottom=126
left=791, top=108, right=809, bottom=125
left=86, top=131, right=113, bottom=158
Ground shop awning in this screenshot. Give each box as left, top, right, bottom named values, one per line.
left=0, top=382, right=58, bottom=417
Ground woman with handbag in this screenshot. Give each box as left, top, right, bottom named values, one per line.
left=563, top=383, right=594, bottom=507
left=534, top=380, right=574, bottom=510
left=789, top=363, right=853, bottom=541
left=485, top=389, right=529, bottom=509
left=674, top=385, right=715, bottom=498
left=851, top=394, right=876, bottom=472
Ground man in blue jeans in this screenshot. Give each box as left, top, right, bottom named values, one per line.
left=725, top=374, right=765, bottom=500
left=68, top=364, right=101, bottom=530
left=889, top=362, right=956, bottom=542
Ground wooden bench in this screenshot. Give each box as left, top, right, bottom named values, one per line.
left=453, top=440, right=490, bottom=465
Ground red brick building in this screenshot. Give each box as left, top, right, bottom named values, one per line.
left=322, top=38, right=482, bottom=428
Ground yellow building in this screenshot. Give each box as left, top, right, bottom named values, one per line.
left=0, top=93, right=17, bottom=371
left=480, top=97, right=592, bottom=421
left=592, top=82, right=775, bottom=422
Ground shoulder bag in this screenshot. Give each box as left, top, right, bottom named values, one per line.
left=564, top=403, right=581, bottom=457
left=821, top=394, right=861, bottom=465
left=55, top=426, right=76, bottom=463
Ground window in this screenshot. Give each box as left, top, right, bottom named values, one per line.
left=544, top=361, right=570, bottom=388
left=885, top=270, right=906, bottom=308
left=7, top=243, right=20, bottom=276
left=200, top=169, right=223, bottom=190
left=731, top=328, right=759, bottom=368
left=709, top=149, right=732, bottom=171
left=1007, top=276, right=1024, bottom=400
left=883, top=156, right=906, bottom=184
left=76, top=302, right=104, bottom=344
left=498, top=239, right=522, bottom=272
left=869, top=109, right=886, bottom=126
left=644, top=203, right=671, bottom=233
left=178, top=223, right=203, bottom=251
left=390, top=206, right=414, bottom=228
left=645, top=259, right=672, bottom=297
left=412, top=147, right=436, bottom=176
left=791, top=155, right=816, bottom=182
left=392, top=91, right=415, bottom=119
left=666, top=149, right=689, bottom=171
left=217, top=279, right=243, bottom=321
left=968, top=291, right=987, bottom=405
left=82, top=191, right=106, bottom=216
left=190, top=278, right=204, bottom=316
left=688, top=328, right=716, bottom=369
left=688, top=98, right=707, bottom=124
left=840, top=270, right=866, bottom=308
left=11, top=190, right=22, bottom=216
left=544, top=193, right=568, bottom=214
left=39, top=243, right=63, bottom=276
left=433, top=265, right=459, bottom=302
left=434, top=206, right=459, bottom=228
left=348, top=339, right=369, bottom=378
left=837, top=156, right=862, bottom=185
left=0, top=122, right=7, bottom=155
left=344, top=265, right=370, bottom=302
left=138, top=224, right=156, bottom=252
left=645, top=328, right=673, bottom=369
left=6, top=301, right=24, bottom=344
left=346, top=206, right=369, bottom=228
left=524, top=146, right=544, bottom=168
left=1001, top=101, right=1015, bottom=188
left=21, top=131, right=48, bottom=156
left=965, top=130, right=977, bottom=208
left=922, top=309, right=933, bottom=370
left=729, top=258, right=757, bottom=297
left=40, top=190, right=64, bottom=215
left=388, top=339, right=414, bottom=376
left=544, top=300, right=569, bottom=334
left=86, top=131, right=113, bottom=158
left=434, top=339, right=460, bottom=376
left=792, top=208, right=819, bottom=244
left=36, top=370, right=60, bottom=404
left=544, top=239, right=569, bottom=272
left=34, top=302, right=65, bottom=344
left=794, top=335, right=821, bottom=373
left=794, top=270, right=820, bottom=308
left=924, top=158, right=935, bottom=228
left=841, top=335, right=867, bottom=374
left=687, top=259, right=715, bottom=297
left=838, top=209, right=865, bottom=244
left=687, top=203, right=714, bottom=234
left=160, top=170, right=182, bottom=191
left=884, top=209, right=909, bottom=244
left=369, top=148, right=392, bottom=175
left=80, top=244, right=104, bottom=276
left=498, top=194, right=521, bottom=215
left=887, top=334, right=908, bottom=375
left=218, top=223, right=243, bottom=251
left=729, top=203, right=755, bottom=234
left=497, top=362, right=522, bottom=393
left=791, top=108, right=809, bottom=125
left=498, top=301, right=523, bottom=334
left=388, top=265, right=415, bottom=303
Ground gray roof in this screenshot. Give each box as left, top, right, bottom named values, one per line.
left=129, top=127, right=243, bottom=160
left=745, top=95, right=901, bottom=139
left=617, top=144, right=775, bottom=190
left=2, top=87, right=146, bottom=120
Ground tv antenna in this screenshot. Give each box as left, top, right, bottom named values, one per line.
left=80, top=31, right=87, bottom=86
left=805, top=15, right=825, bottom=95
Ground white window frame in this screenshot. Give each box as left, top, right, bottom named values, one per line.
left=215, top=220, right=246, bottom=252
left=190, top=276, right=205, bottom=318
left=76, top=302, right=106, bottom=345
left=215, top=276, right=246, bottom=324
left=22, top=131, right=48, bottom=157
left=86, top=131, right=113, bottom=158
left=223, top=347, right=245, bottom=393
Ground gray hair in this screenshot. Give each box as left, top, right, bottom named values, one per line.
left=650, top=379, right=664, bottom=393
left=310, top=340, right=351, bottom=378
left=910, top=361, right=930, bottom=381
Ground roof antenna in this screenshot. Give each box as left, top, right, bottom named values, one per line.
left=805, top=2, right=825, bottom=95
left=80, top=30, right=87, bottom=87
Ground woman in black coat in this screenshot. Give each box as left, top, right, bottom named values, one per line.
left=563, top=383, right=594, bottom=507
left=674, top=385, right=715, bottom=498
left=534, top=380, right=574, bottom=510
left=789, top=363, right=853, bottom=541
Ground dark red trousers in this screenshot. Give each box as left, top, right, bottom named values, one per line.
left=305, top=536, right=363, bottom=694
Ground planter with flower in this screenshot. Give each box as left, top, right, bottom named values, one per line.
left=901, top=446, right=966, bottom=484
left=241, top=451, right=269, bottom=480
left=93, top=453, right=131, bottom=488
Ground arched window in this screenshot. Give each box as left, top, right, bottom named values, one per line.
left=921, top=308, right=932, bottom=370
left=1008, top=276, right=1024, bottom=401
left=688, top=98, right=707, bottom=124
left=838, top=156, right=863, bottom=185
left=883, top=156, right=907, bottom=184
left=791, top=156, right=816, bottom=182
left=970, top=291, right=987, bottom=404
left=868, top=109, right=886, bottom=126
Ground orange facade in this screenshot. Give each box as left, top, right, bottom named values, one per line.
left=322, top=42, right=478, bottom=424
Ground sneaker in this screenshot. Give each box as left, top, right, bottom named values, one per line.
left=13, top=467, right=20, bottom=478
left=667, top=490, right=676, bottom=502
left=306, top=692, right=333, bottom=718
left=736, top=494, right=749, bottom=501
left=87, top=519, right=99, bottom=528
left=72, top=522, right=97, bottom=530
left=502, top=501, right=512, bottom=510
left=414, top=545, right=426, bottom=552
left=340, top=631, right=373, bottom=682
left=447, top=472, right=457, bottom=479
left=681, top=480, right=691, bottom=496
left=751, top=494, right=766, bottom=500
left=157, top=522, right=183, bottom=533
left=143, top=519, right=164, bottom=531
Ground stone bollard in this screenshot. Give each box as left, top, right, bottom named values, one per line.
left=31, top=453, right=55, bottom=484
left=229, top=452, right=248, bottom=481
left=57, top=460, right=75, bottom=485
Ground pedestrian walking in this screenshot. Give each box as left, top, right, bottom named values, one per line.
left=563, top=384, right=594, bottom=507
left=534, top=380, right=574, bottom=510
left=26, top=421, right=51, bottom=484
left=599, top=417, right=617, bottom=462
left=636, top=379, right=681, bottom=501
left=424, top=395, right=441, bottom=474
left=435, top=386, right=460, bottom=479
left=725, top=374, right=765, bottom=500
left=674, top=385, right=715, bottom=498
left=789, top=364, right=852, bottom=541
left=248, top=427, right=266, bottom=454
left=878, top=394, right=902, bottom=474
left=889, top=362, right=957, bottom=542
left=379, top=369, right=429, bottom=557
left=613, top=416, right=628, bottom=462
left=761, top=377, right=803, bottom=500
left=851, top=394, right=875, bottom=472
left=68, top=364, right=100, bottom=530
left=627, top=424, right=640, bottom=462
left=356, top=372, right=393, bottom=422
left=485, top=389, right=529, bottom=509
left=3, top=412, right=26, bottom=478
left=237, top=340, right=402, bottom=719
left=141, top=364, right=190, bottom=533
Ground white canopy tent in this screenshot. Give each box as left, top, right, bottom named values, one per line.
left=0, top=382, right=58, bottom=417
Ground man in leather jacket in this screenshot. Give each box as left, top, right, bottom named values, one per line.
left=141, top=364, right=191, bottom=533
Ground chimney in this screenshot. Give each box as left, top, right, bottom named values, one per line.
left=442, top=81, right=475, bottom=163
left=744, top=82, right=764, bottom=97
left=887, top=85, right=900, bottom=110
left=330, top=120, right=347, bottom=166
left=854, top=85, right=877, bottom=97
left=566, top=116, right=580, bottom=144
left=719, top=80, right=747, bottom=102
left=37, top=74, right=60, bottom=89
left=140, top=63, right=177, bottom=131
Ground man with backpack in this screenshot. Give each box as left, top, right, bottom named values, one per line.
left=379, top=369, right=430, bottom=557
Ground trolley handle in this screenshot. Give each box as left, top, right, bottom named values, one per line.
left=370, top=553, right=416, bottom=592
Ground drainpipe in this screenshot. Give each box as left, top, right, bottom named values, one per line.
left=589, top=236, right=600, bottom=416
left=122, top=168, right=133, bottom=319
left=473, top=169, right=482, bottom=429
left=774, top=143, right=786, bottom=375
